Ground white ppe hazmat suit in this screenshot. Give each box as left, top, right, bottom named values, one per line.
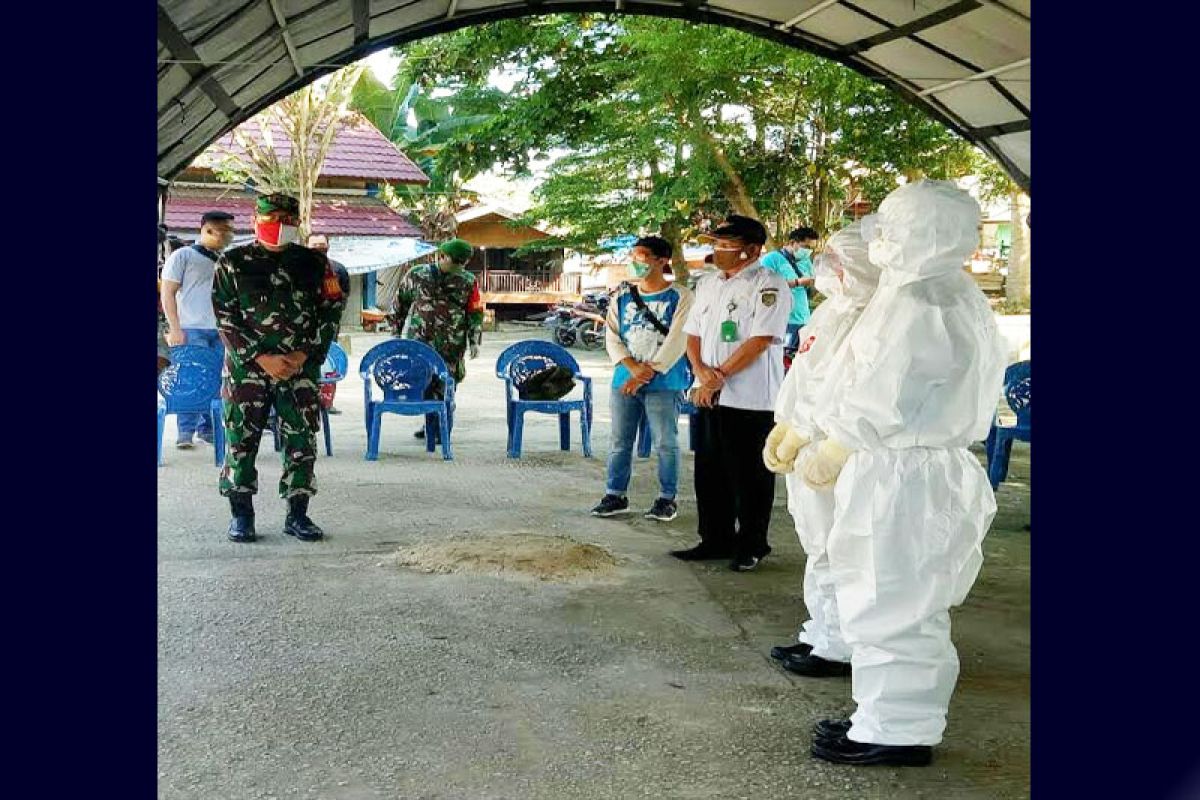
left=806, top=179, right=1007, bottom=746
left=768, top=220, right=881, bottom=663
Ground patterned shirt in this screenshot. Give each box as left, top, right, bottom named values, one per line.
left=212, top=242, right=346, bottom=375
left=389, top=264, right=485, bottom=382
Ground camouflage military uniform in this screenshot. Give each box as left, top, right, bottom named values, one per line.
left=388, top=263, right=485, bottom=382
left=213, top=242, right=346, bottom=498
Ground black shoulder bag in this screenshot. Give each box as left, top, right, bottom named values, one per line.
left=626, top=283, right=670, bottom=336
left=779, top=250, right=816, bottom=300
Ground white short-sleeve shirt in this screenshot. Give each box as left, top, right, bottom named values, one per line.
left=684, top=262, right=793, bottom=411
left=161, top=246, right=218, bottom=330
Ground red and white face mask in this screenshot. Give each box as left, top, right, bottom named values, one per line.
left=255, top=218, right=299, bottom=246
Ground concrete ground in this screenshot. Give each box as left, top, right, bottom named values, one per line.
left=158, top=329, right=1031, bottom=800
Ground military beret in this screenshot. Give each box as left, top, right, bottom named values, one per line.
left=438, top=238, right=474, bottom=263
left=255, top=193, right=300, bottom=215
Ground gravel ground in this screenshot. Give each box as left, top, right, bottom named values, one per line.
left=158, top=329, right=1031, bottom=799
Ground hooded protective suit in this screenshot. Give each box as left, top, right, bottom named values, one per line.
left=767, top=219, right=881, bottom=662
left=805, top=180, right=1006, bottom=746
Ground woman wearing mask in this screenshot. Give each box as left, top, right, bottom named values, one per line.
left=589, top=236, right=694, bottom=523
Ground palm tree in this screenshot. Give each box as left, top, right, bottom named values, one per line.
left=351, top=70, right=494, bottom=242
left=212, top=65, right=365, bottom=237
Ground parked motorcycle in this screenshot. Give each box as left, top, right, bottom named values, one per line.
left=542, top=305, right=578, bottom=347
left=570, top=308, right=607, bottom=350
left=538, top=292, right=611, bottom=350
left=570, top=293, right=609, bottom=350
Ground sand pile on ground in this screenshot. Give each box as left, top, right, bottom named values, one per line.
left=391, top=534, right=620, bottom=582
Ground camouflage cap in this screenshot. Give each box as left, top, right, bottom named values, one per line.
left=438, top=238, right=474, bottom=263
left=255, top=193, right=300, bottom=215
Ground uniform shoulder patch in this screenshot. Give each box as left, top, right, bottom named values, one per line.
left=760, top=288, right=779, bottom=307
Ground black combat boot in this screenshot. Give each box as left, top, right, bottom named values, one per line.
left=227, top=493, right=256, bottom=543
left=283, top=495, right=324, bottom=542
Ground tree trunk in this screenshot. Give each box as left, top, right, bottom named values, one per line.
left=1006, top=190, right=1031, bottom=306
left=648, top=157, right=688, bottom=285
left=660, top=218, right=688, bottom=285
left=695, top=127, right=760, bottom=220
left=807, top=113, right=830, bottom=235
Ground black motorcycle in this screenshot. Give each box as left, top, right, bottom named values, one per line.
left=542, top=305, right=578, bottom=347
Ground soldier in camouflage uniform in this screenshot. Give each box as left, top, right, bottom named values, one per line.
left=388, top=238, right=485, bottom=439
left=213, top=194, right=347, bottom=543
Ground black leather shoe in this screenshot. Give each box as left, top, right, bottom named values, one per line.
left=283, top=495, right=324, bottom=542
left=811, top=735, right=932, bottom=767
left=730, top=553, right=763, bottom=571
left=770, top=642, right=813, bottom=661
left=669, top=545, right=734, bottom=561
left=227, top=494, right=256, bottom=543
left=814, top=718, right=852, bottom=740
left=782, top=653, right=852, bottom=677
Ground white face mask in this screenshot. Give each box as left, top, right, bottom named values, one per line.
left=276, top=225, right=299, bottom=246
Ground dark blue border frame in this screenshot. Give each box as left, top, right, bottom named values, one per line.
left=12, top=3, right=1197, bottom=796
left=1034, top=7, right=1200, bottom=799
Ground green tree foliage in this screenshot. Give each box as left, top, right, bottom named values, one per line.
left=213, top=66, right=364, bottom=237
left=350, top=67, right=495, bottom=241
left=374, top=14, right=985, bottom=256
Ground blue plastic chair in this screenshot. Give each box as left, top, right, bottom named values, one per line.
left=157, top=345, right=223, bottom=467
left=265, top=342, right=350, bottom=456
left=986, top=360, right=1031, bottom=489
left=360, top=339, right=455, bottom=461
left=317, top=342, right=349, bottom=456
left=496, top=341, right=593, bottom=459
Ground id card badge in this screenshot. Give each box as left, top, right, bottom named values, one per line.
left=720, top=319, right=739, bottom=342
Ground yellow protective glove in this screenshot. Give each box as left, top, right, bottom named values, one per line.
left=800, top=439, right=854, bottom=490
left=762, top=423, right=811, bottom=474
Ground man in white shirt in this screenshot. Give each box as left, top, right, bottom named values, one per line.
left=160, top=211, right=235, bottom=447
left=676, top=215, right=792, bottom=571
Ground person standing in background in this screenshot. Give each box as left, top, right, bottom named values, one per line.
left=306, top=233, right=351, bottom=415
left=761, top=227, right=819, bottom=351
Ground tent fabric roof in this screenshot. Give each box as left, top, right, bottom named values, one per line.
left=191, top=113, right=429, bottom=183
left=165, top=185, right=425, bottom=237
left=157, top=1, right=1029, bottom=191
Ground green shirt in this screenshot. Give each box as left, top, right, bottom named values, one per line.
left=760, top=249, right=813, bottom=325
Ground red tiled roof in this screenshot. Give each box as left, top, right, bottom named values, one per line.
left=165, top=186, right=424, bottom=238
left=192, top=113, right=429, bottom=184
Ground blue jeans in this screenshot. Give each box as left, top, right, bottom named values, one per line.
left=786, top=322, right=803, bottom=350
left=177, top=328, right=224, bottom=440
left=606, top=389, right=679, bottom=500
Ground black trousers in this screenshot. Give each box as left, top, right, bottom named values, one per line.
left=693, top=405, right=777, bottom=558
